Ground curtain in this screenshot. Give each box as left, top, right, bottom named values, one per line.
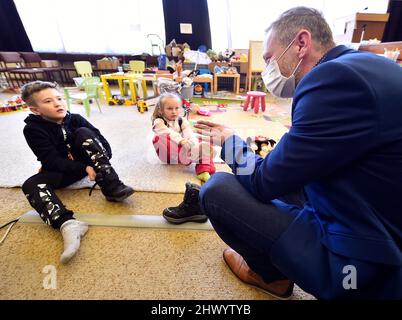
left=13, top=0, right=165, bottom=54
left=162, top=0, right=212, bottom=50
left=207, top=0, right=389, bottom=51
left=383, top=0, right=402, bottom=41
left=0, top=0, right=32, bottom=51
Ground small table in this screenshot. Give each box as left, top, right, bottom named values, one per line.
left=101, top=73, right=143, bottom=104
left=213, top=73, right=240, bottom=95
left=193, top=75, right=214, bottom=94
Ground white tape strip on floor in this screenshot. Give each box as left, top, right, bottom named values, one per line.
left=20, top=210, right=214, bottom=231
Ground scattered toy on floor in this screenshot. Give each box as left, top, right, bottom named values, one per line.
left=108, top=95, right=126, bottom=106
left=137, top=99, right=148, bottom=113
left=247, top=136, right=277, bottom=158
left=0, top=95, right=27, bottom=112
left=197, top=106, right=211, bottom=117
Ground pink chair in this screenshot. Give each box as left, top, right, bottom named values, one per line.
left=243, top=91, right=266, bottom=113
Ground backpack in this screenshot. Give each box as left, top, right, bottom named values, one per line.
left=162, top=116, right=183, bottom=132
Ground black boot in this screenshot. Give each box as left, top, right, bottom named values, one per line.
left=94, top=167, right=134, bottom=202
left=79, top=135, right=134, bottom=202
left=163, top=182, right=207, bottom=224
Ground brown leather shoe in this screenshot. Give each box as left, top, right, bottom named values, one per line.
left=223, top=248, right=294, bottom=300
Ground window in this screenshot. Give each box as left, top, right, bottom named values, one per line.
left=207, top=0, right=389, bottom=51
left=14, top=0, right=165, bottom=54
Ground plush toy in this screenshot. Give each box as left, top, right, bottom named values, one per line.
left=240, top=53, right=248, bottom=63
left=247, top=136, right=276, bottom=158
left=206, top=49, right=218, bottom=61
left=221, top=49, right=235, bottom=62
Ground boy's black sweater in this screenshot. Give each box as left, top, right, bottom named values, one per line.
left=23, top=112, right=112, bottom=175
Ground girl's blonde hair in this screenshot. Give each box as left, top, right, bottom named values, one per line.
left=151, top=92, right=182, bottom=123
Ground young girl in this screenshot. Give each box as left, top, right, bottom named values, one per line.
left=152, top=92, right=216, bottom=182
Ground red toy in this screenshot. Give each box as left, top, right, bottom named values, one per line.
left=197, top=107, right=211, bottom=116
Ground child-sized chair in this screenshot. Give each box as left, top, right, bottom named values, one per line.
left=123, top=60, right=148, bottom=98
left=74, top=61, right=94, bottom=78
left=64, top=77, right=102, bottom=117
left=243, top=91, right=266, bottom=114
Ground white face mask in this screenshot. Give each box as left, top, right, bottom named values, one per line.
left=262, top=39, right=303, bottom=98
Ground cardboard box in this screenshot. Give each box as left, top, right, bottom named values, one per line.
left=165, top=45, right=172, bottom=56
left=333, top=13, right=389, bottom=43
left=41, top=60, right=60, bottom=68
left=239, top=62, right=248, bottom=74
left=96, top=59, right=120, bottom=70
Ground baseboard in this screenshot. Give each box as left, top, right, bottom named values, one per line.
left=20, top=210, right=214, bottom=231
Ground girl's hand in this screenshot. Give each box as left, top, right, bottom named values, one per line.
left=86, top=166, right=97, bottom=181
left=180, top=139, right=192, bottom=150
left=194, top=120, right=235, bottom=146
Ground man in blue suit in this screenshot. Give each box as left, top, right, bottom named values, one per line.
left=193, top=7, right=402, bottom=299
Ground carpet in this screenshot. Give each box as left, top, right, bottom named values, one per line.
left=0, top=99, right=290, bottom=193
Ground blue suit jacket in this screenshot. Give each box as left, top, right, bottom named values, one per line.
left=222, top=46, right=402, bottom=299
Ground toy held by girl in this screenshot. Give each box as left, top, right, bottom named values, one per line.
left=151, top=93, right=216, bottom=182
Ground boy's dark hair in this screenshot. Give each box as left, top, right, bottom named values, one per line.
left=21, top=81, right=60, bottom=106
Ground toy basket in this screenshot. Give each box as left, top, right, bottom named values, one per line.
left=180, top=85, right=193, bottom=100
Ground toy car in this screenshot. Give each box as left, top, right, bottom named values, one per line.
left=108, top=95, right=126, bottom=106
left=137, top=99, right=148, bottom=113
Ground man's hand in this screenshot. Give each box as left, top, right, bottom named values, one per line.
left=86, top=166, right=97, bottom=181
left=194, top=120, right=235, bottom=146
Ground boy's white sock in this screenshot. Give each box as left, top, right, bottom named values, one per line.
left=60, top=220, right=88, bottom=264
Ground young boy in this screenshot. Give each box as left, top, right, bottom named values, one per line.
left=21, top=81, right=134, bottom=264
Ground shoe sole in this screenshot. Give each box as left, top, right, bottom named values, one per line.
left=163, top=214, right=208, bottom=225
left=106, top=189, right=135, bottom=202
left=222, top=252, right=293, bottom=300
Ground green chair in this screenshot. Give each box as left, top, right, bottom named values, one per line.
left=64, top=77, right=102, bottom=117
left=123, top=60, right=148, bottom=98
left=74, top=61, right=94, bottom=78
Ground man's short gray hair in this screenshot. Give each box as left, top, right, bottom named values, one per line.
left=266, top=7, right=335, bottom=50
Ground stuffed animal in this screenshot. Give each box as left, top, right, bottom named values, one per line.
left=206, top=49, right=218, bottom=61
left=247, top=136, right=276, bottom=158
left=222, top=49, right=235, bottom=62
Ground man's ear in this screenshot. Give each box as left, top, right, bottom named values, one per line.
left=295, top=29, right=311, bottom=59
left=29, top=106, right=41, bottom=115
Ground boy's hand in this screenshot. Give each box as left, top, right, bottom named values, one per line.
left=86, top=166, right=97, bottom=181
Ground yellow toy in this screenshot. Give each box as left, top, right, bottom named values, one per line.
left=247, top=136, right=277, bottom=158
left=137, top=99, right=148, bottom=113
left=108, top=95, right=126, bottom=106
